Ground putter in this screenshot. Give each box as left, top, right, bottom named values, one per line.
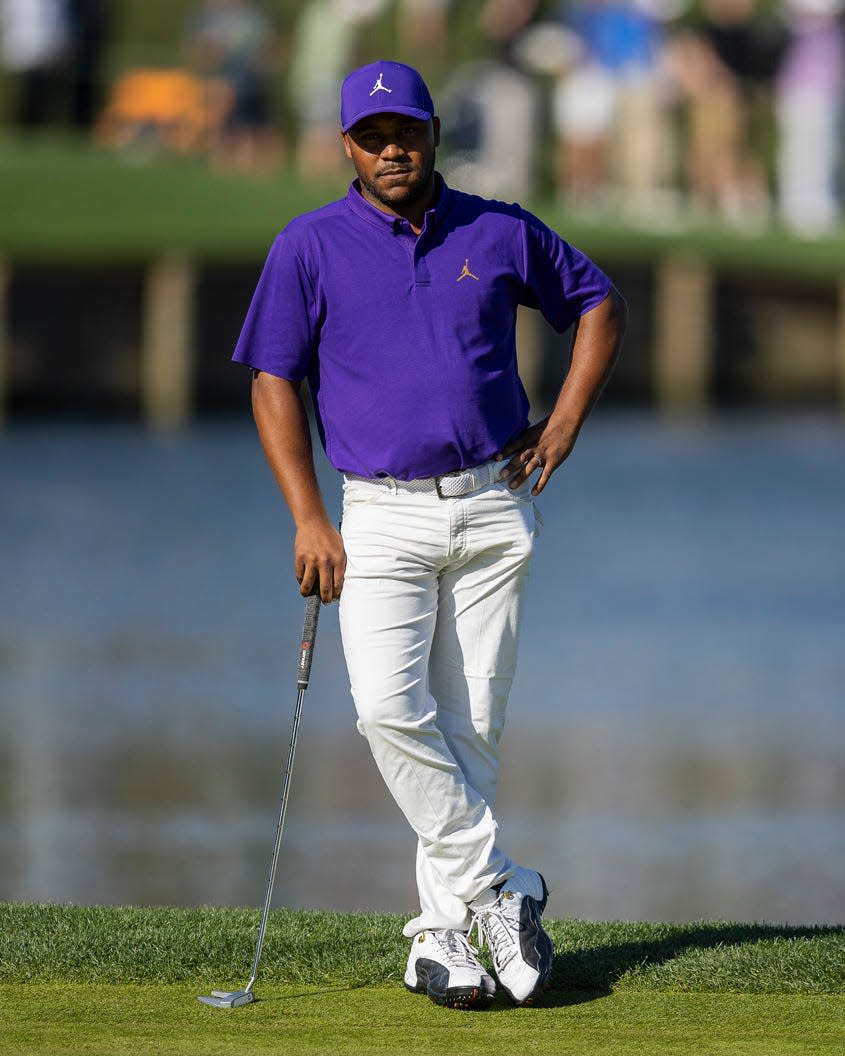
left=199, top=589, right=322, bottom=1009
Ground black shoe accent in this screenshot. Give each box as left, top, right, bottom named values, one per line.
left=406, top=958, right=494, bottom=1010
left=503, top=875, right=553, bottom=1006
left=519, top=897, right=552, bottom=969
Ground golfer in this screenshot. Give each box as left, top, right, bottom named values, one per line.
left=233, top=60, right=626, bottom=1009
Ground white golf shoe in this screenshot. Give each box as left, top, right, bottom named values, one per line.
left=470, top=869, right=553, bottom=1005
left=404, top=929, right=496, bottom=1010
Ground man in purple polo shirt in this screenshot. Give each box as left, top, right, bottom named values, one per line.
left=234, top=60, right=625, bottom=1010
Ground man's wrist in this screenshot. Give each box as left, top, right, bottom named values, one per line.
left=294, top=511, right=336, bottom=533
left=545, top=407, right=583, bottom=442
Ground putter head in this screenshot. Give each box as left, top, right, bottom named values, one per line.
left=198, top=989, right=255, bottom=1008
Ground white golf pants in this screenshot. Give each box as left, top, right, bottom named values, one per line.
left=338, top=469, right=536, bottom=936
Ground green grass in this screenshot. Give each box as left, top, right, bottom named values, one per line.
left=0, top=906, right=843, bottom=1054
left=2, top=905, right=844, bottom=994
left=2, top=983, right=844, bottom=1056
left=4, top=135, right=845, bottom=278
left=0, top=135, right=344, bottom=261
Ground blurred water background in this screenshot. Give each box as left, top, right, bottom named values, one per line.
left=2, top=414, right=843, bottom=924
left=2, top=0, right=845, bottom=929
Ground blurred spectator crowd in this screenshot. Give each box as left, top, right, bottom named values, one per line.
left=1, top=0, right=844, bottom=236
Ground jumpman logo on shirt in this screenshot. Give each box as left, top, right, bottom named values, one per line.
left=457, top=259, right=479, bottom=281
left=370, top=73, right=392, bottom=96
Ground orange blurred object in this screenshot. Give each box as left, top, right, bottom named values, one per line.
left=96, top=69, right=232, bottom=153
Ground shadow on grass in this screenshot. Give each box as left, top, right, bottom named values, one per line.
left=541, top=922, right=845, bottom=1008
left=250, top=984, right=366, bottom=1005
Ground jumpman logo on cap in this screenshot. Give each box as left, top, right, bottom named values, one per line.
left=370, top=73, right=392, bottom=96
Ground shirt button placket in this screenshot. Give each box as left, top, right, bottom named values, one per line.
left=394, top=219, right=417, bottom=276
left=414, top=253, right=430, bottom=286
left=411, top=225, right=430, bottom=286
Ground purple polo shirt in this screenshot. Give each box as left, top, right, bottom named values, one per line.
left=233, top=176, right=611, bottom=480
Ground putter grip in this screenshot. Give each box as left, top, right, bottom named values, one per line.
left=297, top=591, right=321, bottom=688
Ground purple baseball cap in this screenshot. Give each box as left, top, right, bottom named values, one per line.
left=340, top=60, right=434, bottom=133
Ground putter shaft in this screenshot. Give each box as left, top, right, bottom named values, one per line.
left=199, top=591, right=321, bottom=1008
left=244, top=681, right=307, bottom=993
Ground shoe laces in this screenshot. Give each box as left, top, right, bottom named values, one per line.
left=431, top=929, right=485, bottom=971
left=469, top=891, right=523, bottom=971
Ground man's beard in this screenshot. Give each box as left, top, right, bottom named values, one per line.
left=358, top=153, right=436, bottom=211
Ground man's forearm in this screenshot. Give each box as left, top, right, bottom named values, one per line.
left=550, top=285, right=627, bottom=437
left=497, top=286, right=626, bottom=495
left=252, top=371, right=328, bottom=526
left=251, top=371, right=345, bottom=601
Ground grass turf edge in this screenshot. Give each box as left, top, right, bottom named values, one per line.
left=0, top=905, right=842, bottom=995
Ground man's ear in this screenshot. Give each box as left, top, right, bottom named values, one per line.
left=340, top=131, right=353, bottom=159
left=432, top=116, right=441, bottom=148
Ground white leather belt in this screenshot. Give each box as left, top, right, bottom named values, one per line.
left=345, top=460, right=500, bottom=499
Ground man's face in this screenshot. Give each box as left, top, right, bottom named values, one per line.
left=342, top=113, right=441, bottom=214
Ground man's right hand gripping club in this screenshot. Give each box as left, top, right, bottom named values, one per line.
left=294, top=517, right=345, bottom=603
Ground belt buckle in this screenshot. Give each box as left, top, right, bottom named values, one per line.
left=435, top=469, right=474, bottom=499
left=434, top=471, right=464, bottom=498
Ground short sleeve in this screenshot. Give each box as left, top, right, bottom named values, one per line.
left=232, top=230, right=317, bottom=380
left=520, top=210, right=612, bottom=334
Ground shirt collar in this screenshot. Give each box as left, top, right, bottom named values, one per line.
left=344, top=172, right=453, bottom=233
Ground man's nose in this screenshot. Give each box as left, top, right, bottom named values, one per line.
left=381, top=140, right=406, bottom=157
